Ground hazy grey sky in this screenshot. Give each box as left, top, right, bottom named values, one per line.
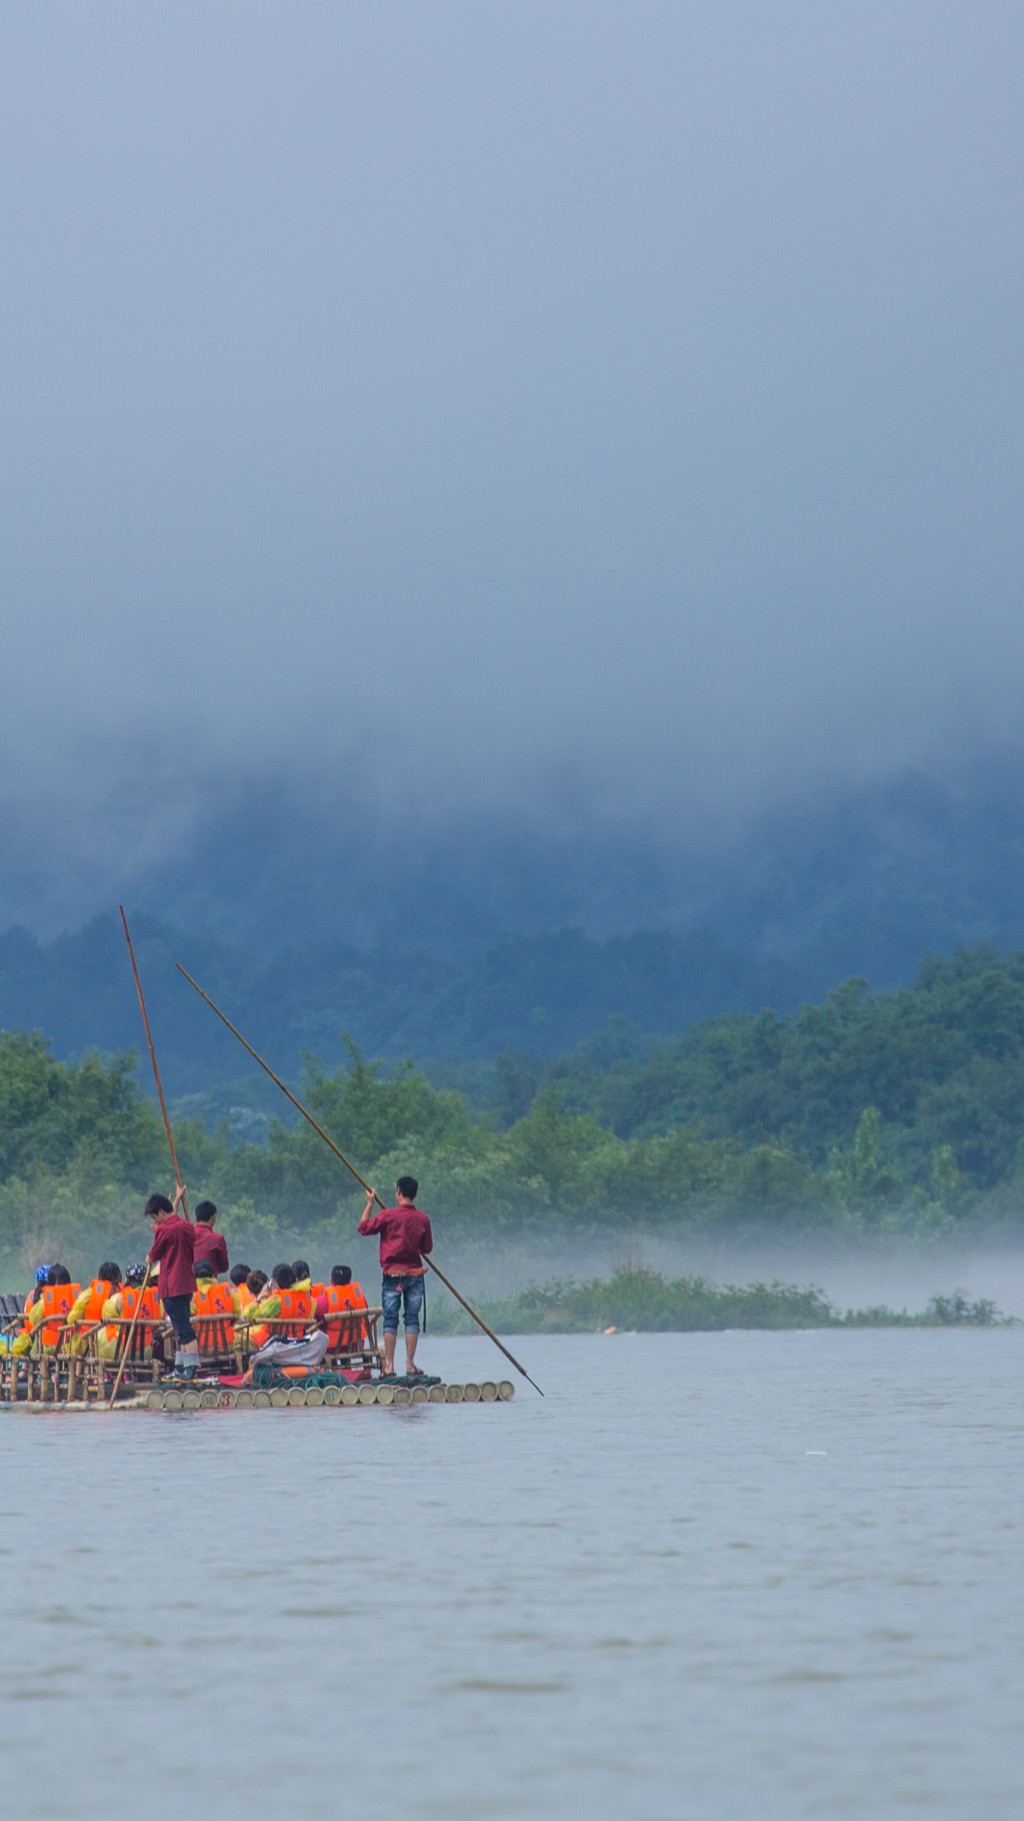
left=2, top=1, right=1022, bottom=846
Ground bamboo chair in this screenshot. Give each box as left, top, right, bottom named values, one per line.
left=326, top=1305, right=383, bottom=1375
left=331, top=1304, right=383, bottom=1375
left=0, top=1313, right=24, bottom=1401
left=192, top=1310, right=245, bottom=1376
left=65, top=1323, right=108, bottom=1403
left=102, top=1315, right=166, bottom=1389
left=3, top=1316, right=52, bottom=1403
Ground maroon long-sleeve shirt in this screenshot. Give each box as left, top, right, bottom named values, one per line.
left=147, top=1215, right=196, bottom=1298
left=191, top=1225, right=228, bottom=1275
left=358, top=1204, right=434, bottom=1276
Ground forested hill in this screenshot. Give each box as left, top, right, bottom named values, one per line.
left=525, top=944, right=1024, bottom=1195
left=3, top=943, right=1024, bottom=1275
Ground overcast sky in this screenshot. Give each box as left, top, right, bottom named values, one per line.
left=2, top=1, right=1022, bottom=867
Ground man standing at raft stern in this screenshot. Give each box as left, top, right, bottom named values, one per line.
left=146, top=1186, right=199, bottom=1380
left=358, top=1176, right=433, bottom=1378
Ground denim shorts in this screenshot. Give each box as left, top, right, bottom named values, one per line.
left=382, top=1274, right=425, bottom=1334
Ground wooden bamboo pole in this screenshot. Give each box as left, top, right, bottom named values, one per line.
left=106, top=1264, right=153, bottom=1409
left=120, top=907, right=188, bottom=1215
left=175, top=963, right=544, bottom=1395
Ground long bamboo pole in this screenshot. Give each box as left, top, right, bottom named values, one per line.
left=175, top=963, right=544, bottom=1396
left=110, top=908, right=188, bottom=1408
left=106, top=1263, right=153, bottom=1409
left=121, top=907, right=188, bottom=1215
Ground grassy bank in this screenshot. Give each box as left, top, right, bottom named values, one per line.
left=427, top=1267, right=1009, bottom=1334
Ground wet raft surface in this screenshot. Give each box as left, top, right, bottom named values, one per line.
left=4, top=1379, right=516, bottom=1411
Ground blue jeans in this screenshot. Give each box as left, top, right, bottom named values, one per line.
left=163, top=1293, right=196, bottom=1346
left=382, top=1274, right=425, bottom=1335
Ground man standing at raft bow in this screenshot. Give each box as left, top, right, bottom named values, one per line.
left=358, top=1176, right=433, bottom=1379
left=146, top=1185, right=199, bottom=1381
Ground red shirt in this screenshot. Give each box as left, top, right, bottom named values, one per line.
left=191, top=1225, right=228, bottom=1276
left=148, top=1215, right=196, bottom=1298
left=358, top=1204, right=434, bottom=1276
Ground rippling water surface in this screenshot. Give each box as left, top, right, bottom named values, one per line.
left=1, top=1330, right=1021, bottom=1819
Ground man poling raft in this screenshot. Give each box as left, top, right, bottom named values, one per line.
left=358, top=1177, right=433, bottom=1379
left=176, top=963, right=544, bottom=1395
left=146, top=1186, right=199, bottom=1380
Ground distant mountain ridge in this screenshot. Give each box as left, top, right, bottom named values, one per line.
left=0, top=914, right=799, bottom=1089
left=3, top=757, right=1024, bottom=1085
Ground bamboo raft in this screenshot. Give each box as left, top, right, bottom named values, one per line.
left=3, top=1378, right=516, bottom=1412
left=1, top=1296, right=516, bottom=1411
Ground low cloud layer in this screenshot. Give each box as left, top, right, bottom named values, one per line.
left=2, top=3, right=1023, bottom=902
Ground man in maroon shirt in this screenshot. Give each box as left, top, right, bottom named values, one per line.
left=358, top=1176, right=433, bottom=1377
left=146, top=1185, right=199, bottom=1379
left=192, top=1200, right=229, bottom=1277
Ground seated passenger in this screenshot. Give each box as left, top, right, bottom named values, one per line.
left=118, top=1264, right=164, bottom=1361
left=241, top=1264, right=294, bottom=1350
left=12, top=1265, right=74, bottom=1356
left=11, top=1265, right=52, bottom=1353
left=191, top=1258, right=236, bottom=1356
left=291, top=1259, right=312, bottom=1297
left=66, top=1264, right=122, bottom=1357
left=243, top=1294, right=331, bottom=1382
left=98, top=1277, right=128, bottom=1362
left=229, top=1263, right=254, bottom=1313
left=322, top=1264, right=368, bottom=1352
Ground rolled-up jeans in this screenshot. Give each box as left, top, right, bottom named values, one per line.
left=382, top=1273, right=425, bottom=1335
left=162, top=1293, right=196, bottom=1346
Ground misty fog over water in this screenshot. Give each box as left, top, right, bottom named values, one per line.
left=433, top=1236, right=1024, bottom=1325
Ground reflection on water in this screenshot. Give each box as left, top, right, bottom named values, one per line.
left=1, top=1330, right=1022, bottom=1819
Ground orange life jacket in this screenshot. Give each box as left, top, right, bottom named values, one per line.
left=193, top=1280, right=236, bottom=1350
left=79, top=1280, right=120, bottom=1345
left=120, top=1285, right=163, bottom=1345
left=322, top=1283, right=367, bottom=1350
left=276, top=1287, right=311, bottom=1338
left=233, top=1282, right=255, bottom=1312
left=80, top=1280, right=108, bottom=1324
left=39, top=1283, right=79, bottom=1349
left=322, top=1285, right=352, bottom=1347
left=17, top=1286, right=40, bottom=1342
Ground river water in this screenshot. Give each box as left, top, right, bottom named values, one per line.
left=1, top=1329, right=1021, bottom=1819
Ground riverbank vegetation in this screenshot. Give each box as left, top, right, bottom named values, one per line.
left=428, top=1268, right=1008, bottom=1334
left=4, top=941, right=1024, bottom=1278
